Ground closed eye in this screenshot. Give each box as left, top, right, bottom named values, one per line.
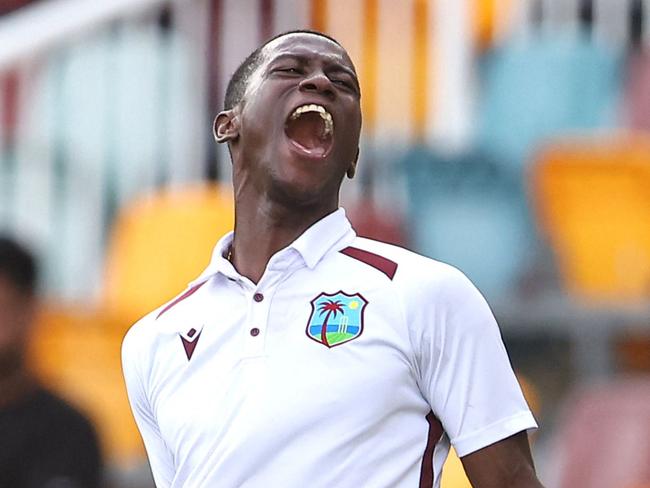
left=332, top=79, right=352, bottom=88
left=276, top=67, right=302, bottom=74
left=331, top=77, right=358, bottom=94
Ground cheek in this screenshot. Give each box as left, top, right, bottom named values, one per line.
left=337, top=132, right=361, bottom=162
left=338, top=107, right=361, bottom=150
left=240, top=103, right=283, bottom=149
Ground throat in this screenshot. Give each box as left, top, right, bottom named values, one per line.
left=230, top=201, right=338, bottom=282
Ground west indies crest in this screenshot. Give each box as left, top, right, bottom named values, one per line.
left=306, top=291, right=368, bottom=348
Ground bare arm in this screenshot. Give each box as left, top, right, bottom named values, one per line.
left=460, top=431, right=544, bottom=488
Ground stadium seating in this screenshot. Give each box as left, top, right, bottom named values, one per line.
left=403, top=145, right=537, bottom=301
left=28, top=304, right=144, bottom=467
left=102, top=183, right=234, bottom=329
left=623, top=49, right=650, bottom=132
left=475, top=32, right=622, bottom=173
left=471, top=0, right=517, bottom=50
left=532, top=135, right=650, bottom=304
left=551, top=378, right=650, bottom=488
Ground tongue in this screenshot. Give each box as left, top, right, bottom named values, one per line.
left=285, top=112, right=330, bottom=153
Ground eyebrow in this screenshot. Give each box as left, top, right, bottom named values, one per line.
left=268, top=53, right=360, bottom=90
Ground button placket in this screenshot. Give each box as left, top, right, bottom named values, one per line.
left=241, top=256, right=302, bottom=358
left=242, top=285, right=273, bottom=357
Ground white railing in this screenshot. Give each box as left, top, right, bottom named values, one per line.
left=0, top=0, right=176, bottom=71
left=0, top=0, right=211, bottom=301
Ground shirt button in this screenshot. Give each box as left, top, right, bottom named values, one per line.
left=250, top=327, right=260, bottom=337
left=253, top=293, right=264, bottom=302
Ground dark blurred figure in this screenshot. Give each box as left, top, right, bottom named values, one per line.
left=0, top=236, right=103, bottom=488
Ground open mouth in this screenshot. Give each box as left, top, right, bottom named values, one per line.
left=284, top=104, right=334, bottom=158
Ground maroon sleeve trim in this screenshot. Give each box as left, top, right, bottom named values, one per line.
left=419, top=411, right=444, bottom=488
left=156, top=281, right=207, bottom=320
left=339, top=246, right=398, bottom=280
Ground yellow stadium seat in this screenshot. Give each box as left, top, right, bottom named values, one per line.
left=102, top=183, right=234, bottom=329
left=532, top=135, right=650, bottom=304
left=28, top=304, right=144, bottom=467
left=441, top=447, right=472, bottom=488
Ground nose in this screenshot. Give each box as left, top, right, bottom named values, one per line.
left=298, top=70, right=335, bottom=99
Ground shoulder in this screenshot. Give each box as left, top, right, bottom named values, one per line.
left=341, top=237, right=479, bottom=300
left=121, top=308, right=161, bottom=366
left=121, top=280, right=209, bottom=363
left=340, top=238, right=494, bottom=336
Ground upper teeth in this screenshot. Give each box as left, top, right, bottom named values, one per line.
left=289, top=104, right=334, bottom=137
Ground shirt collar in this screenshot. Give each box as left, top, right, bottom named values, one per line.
left=190, top=207, right=355, bottom=286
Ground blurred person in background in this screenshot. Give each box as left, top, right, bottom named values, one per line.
left=123, top=30, right=543, bottom=487
left=0, top=236, right=103, bottom=488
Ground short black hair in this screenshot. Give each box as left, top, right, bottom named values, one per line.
left=0, top=235, right=37, bottom=296
left=223, top=29, right=342, bottom=111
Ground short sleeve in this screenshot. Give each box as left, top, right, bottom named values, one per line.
left=122, top=325, right=175, bottom=487
left=413, top=268, right=537, bottom=457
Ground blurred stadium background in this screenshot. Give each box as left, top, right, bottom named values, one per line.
left=2, top=0, right=650, bottom=486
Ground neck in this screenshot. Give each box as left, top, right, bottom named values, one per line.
left=230, top=192, right=337, bottom=283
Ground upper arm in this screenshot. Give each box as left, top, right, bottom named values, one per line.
left=461, top=431, right=544, bottom=488
left=122, top=327, right=175, bottom=487
left=413, top=268, right=537, bottom=455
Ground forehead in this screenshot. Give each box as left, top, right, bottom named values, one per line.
left=261, top=33, right=356, bottom=72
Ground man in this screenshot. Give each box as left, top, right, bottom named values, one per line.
left=122, top=30, right=542, bottom=487
left=0, top=236, right=103, bottom=488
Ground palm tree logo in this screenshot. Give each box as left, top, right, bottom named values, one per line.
left=307, top=291, right=368, bottom=348
left=318, top=299, right=344, bottom=347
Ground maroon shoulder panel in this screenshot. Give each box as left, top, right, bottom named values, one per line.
left=419, top=411, right=444, bottom=488
left=156, top=281, right=206, bottom=320
left=339, top=246, right=398, bottom=280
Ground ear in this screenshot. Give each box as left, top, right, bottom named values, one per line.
left=213, top=109, right=240, bottom=144
left=346, top=147, right=360, bottom=179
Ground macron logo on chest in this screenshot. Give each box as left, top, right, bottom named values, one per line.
left=179, top=326, right=204, bottom=360
left=156, top=282, right=207, bottom=361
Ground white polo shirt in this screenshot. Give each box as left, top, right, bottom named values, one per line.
left=122, top=208, right=537, bottom=488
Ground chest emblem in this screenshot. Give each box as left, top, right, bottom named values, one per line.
left=306, top=291, right=368, bottom=348
left=179, top=326, right=203, bottom=360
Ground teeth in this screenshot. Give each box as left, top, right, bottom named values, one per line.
left=289, top=104, right=334, bottom=137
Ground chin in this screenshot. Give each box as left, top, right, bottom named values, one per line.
left=266, top=176, right=334, bottom=209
